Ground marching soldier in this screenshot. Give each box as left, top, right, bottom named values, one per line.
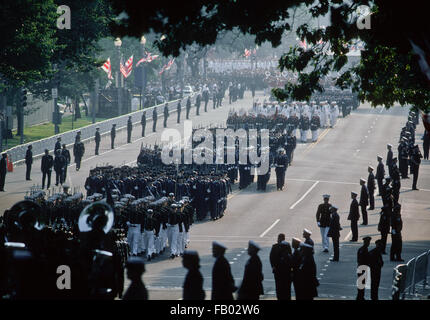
left=163, top=102, right=169, bottom=128
left=316, top=195, right=331, bottom=253
left=25, top=145, right=33, bottom=181
left=238, top=240, right=264, bottom=300
left=356, top=236, right=371, bottom=300
left=73, top=136, right=85, bottom=171
left=182, top=250, right=205, bottom=300
left=367, top=166, right=375, bottom=210
left=186, top=97, right=191, bottom=119
left=310, top=112, right=320, bottom=142
left=95, top=127, right=101, bottom=155
left=359, top=178, right=369, bottom=225
left=347, top=190, right=360, bottom=242
left=212, top=241, right=236, bottom=300
left=376, top=155, right=385, bottom=196
left=143, top=209, right=156, bottom=261
left=300, top=113, right=310, bottom=143
left=410, top=145, right=423, bottom=190
left=152, top=107, right=158, bottom=132
left=111, top=124, right=116, bottom=149
left=270, top=234, right=292, bottom=300
left=328, top=205, right=342, bottom=261
left=41, top=149, right=53, bottom=189
left=127, top=116, right=133, bottom=143
left=141, top=111, right=146, bottom=137
left=274, top=149, right=288, bottom=191
left=177, top=101, right=181, bottom=123
left=167, top=203, right=179, bottom=259
left=368, top=239, right=384, bottom=300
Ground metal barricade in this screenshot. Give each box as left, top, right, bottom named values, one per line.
left=413, top=252, right=428, bottom=293
left=404, top=257, right=416, bottom=295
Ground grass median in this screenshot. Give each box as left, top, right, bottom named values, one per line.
left=5, top=115, right=108, bottom=150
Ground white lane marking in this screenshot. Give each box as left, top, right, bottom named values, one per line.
left=233, top=258, right=237, bottom=261
left=344, top=230, right=352, bottom=241
left=259, top=219, right=281, bottom=238
left=289, top=181, right=319, bottom=209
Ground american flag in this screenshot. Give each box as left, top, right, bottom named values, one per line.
left=159, top=59, right=175, bottom=75
left=101, top=58, right=113, bottom=79
left=299, top=39, right=307, bottom=50
left=136, top=52, right=159, bottom=66
left=244, top=49, right=251, bottom=58
left=120, top=55, right=133, bottom=78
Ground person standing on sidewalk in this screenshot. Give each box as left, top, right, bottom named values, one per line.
left=95, top=127, right=101, bottom=155
left=41, top=149, right=53, bottom=189
left=111, top=124, right=116, bottom=149
left=73, top=137, right=85, bottom=171
left=359, top=178, right=369, bottom=225
left=348, top=191, right=360, bottom=242
left=0, top=153, right=7, bottom=191
left=316, top=194, right=331, bottom=253
left=328, top=205, right=342, bottom=262
left=127, top=116, right=133, bottom=143
left=25, top=145, right=33, bottom=181
left=61, top=144, right=70, bottom=181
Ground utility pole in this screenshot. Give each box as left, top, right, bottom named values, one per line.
left=52, top=64, right=60, bottom=134
left=18, top=88, right=27, bottom=144
left=114, top=38, right=123, bottom=116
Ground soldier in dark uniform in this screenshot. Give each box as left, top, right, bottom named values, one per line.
left=203, top=87, right=209, bottom=112
left=356, top=236, right=371, bottom=300
left=423, top=130, right=429, bottom=160
left=177, top=101, right=181, bottom=123
left=359, top=178, right=369, bottom=225
left=163, top=102, right=169, bottom=128
left=410, top=145, right=423, bottom=190
left=238, top=241, right=264, bottom=300
left=291, top=237, right=302, bottom=298
left=386, top=144, right=394, bottom=177
left=122, top=257, right=148, bottom=300
left=73, top=137, right=85, bottom=171
left=141, top=111, right=146, bottom=137
left=111, top=124, right=116, bottom=149
left=25, top=145, right=33, bottom=181
left=182, top=250, right=205, bottom=300
left=328, top=205, right=342, bottom=261
left=152, top=107, right=158, bottom=132
left=195, top=94, right=201, bottom=116
left=274, top=149, right=288, bottom=191
left=95, top=127, right=101, bottom=155
left=54, top=149, right=66, bottom=186
left=376, top=155, right=385, bottom=196
left=368, top=239, right=384, bottom=300
left=0, top=153, right=7, bottom=191
left=367, top=166, right=375, bottom=210
left=302, top=229, right=314, bottom=251
left=295, top=243, right=318, bottom=300
left=285, top=130, right=296, bottom=165
left=186, top=97, right=191, bottom=119
left=212, top=241, right=236, bottom=300
left=41, top=149, right=53, bottom=189
left=399, top=138, right=409, bottom=178
left=54, top=137, right=62, bottom=153
left=127, top=116, right=133, bottom=143
left=378, top=205, right=391, bottom=255
left=270, top=234, right=293, bottom=300
left=390, top=204, right=404, bottom=262
left=61, top=144, right=70, bottom=181
left=316, top=195, right=331, bottom=252
left=391, top=158, right=401, bottom=204
left=348, top=191, right=360, bottom=242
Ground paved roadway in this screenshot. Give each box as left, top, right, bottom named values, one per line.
left=1, top=91, right=429, bottom=300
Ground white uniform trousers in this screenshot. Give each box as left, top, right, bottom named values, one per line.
left=143, top=230, right=155, bottom=257
left=138, top=231, right=146, bottom=253
left=127, top=224, right=141, bottom=255
left=161, top=226, right=168, bottom=250
left=184, top=231, right=190, bottom=248
left=167, top=224, right=179, bottom=256
left=320, top=226, right=330, bottom=250
left=320, top=113, right=326, bottom=128
left=300, top=129, right=308, bottom=143
left=330, top=113, right=336, bottom=127
left=311, top=130, right=318, bottom=142
left=176, top=224, right=185, bottom=255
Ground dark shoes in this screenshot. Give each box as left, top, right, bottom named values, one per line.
left=323, top=249, right=329, bottom=253
left=330, top=258, right=339, bottom=262
left=350, top=239, right=358, bottom=242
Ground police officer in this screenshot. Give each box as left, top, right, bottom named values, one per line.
left=186, top=96, right=191, bottom=120
left=0, top=153, right=7, bottom=192
left=410, top=145, right=423, bottom=190
left=177, top=101, right=182, bottom=123
left=368, top=239, right=384, bottom=300
left=61, top=144, right=70, bottom=181
left=274, top=148, right=288, bottom=191
left=41, top=149, right=53, bottom=189
left=111, top=124, right=116, bottom=149
left=127, top=116, right=133, bottom=143
left=212, top=241, right=236, bottom=300
left=359, top=178, right=369, bottom=225
left=376, top=155, right=385, bottom=196
left=163, top=102, right=169, bottom=128
left=238, top=240, right=264, bottom=300
left=141, top=111, right=146, bottom=137
left=316, top=195, right=331, bottom=252
left=95, top=127, right=101, bottom=155
left=25, top=145, right=33, bottom=181
left=73, top=136, right=85, bottom=171
left=356, top=236, right=371, bottom=300
left=152, top=107, right=158, bottom=132
left=328, top=205, right=342, bottom=262
left=348, top=191, right=360, bottom=242
left=367, top=166, right=375, bottom=210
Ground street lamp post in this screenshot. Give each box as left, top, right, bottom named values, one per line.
left=140, top=35, right=147, bottom=110
left=114, top=37, right=122, bottom=116
left=52, top=64, right=60, bottom=135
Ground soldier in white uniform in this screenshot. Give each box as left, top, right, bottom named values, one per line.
left=167, top=203, right=180, bottom=259
left=319, top=102, right=327, bottom=128
left=127, top=201, right=142, bottom=256
left=143, top=209, right=156, bottom=261
left=329, top=101, right=338, bottom=128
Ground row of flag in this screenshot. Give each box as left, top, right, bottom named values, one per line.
left=244, top=48, right=257, bottom=58
left=101, top=52, right=174, bottom=79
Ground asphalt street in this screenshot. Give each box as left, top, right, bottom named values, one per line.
left=1, top=91, right=429, bottom=300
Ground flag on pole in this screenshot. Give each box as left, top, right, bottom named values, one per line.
left=120, top=55, right=134, bottom=78
left=159, top=59, right=175, bottom=74
left=244, top=49, right=251, bottom=58
left=101, top=58, right=113, bottom=79
left=136, top=52, right=159, bottom=66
